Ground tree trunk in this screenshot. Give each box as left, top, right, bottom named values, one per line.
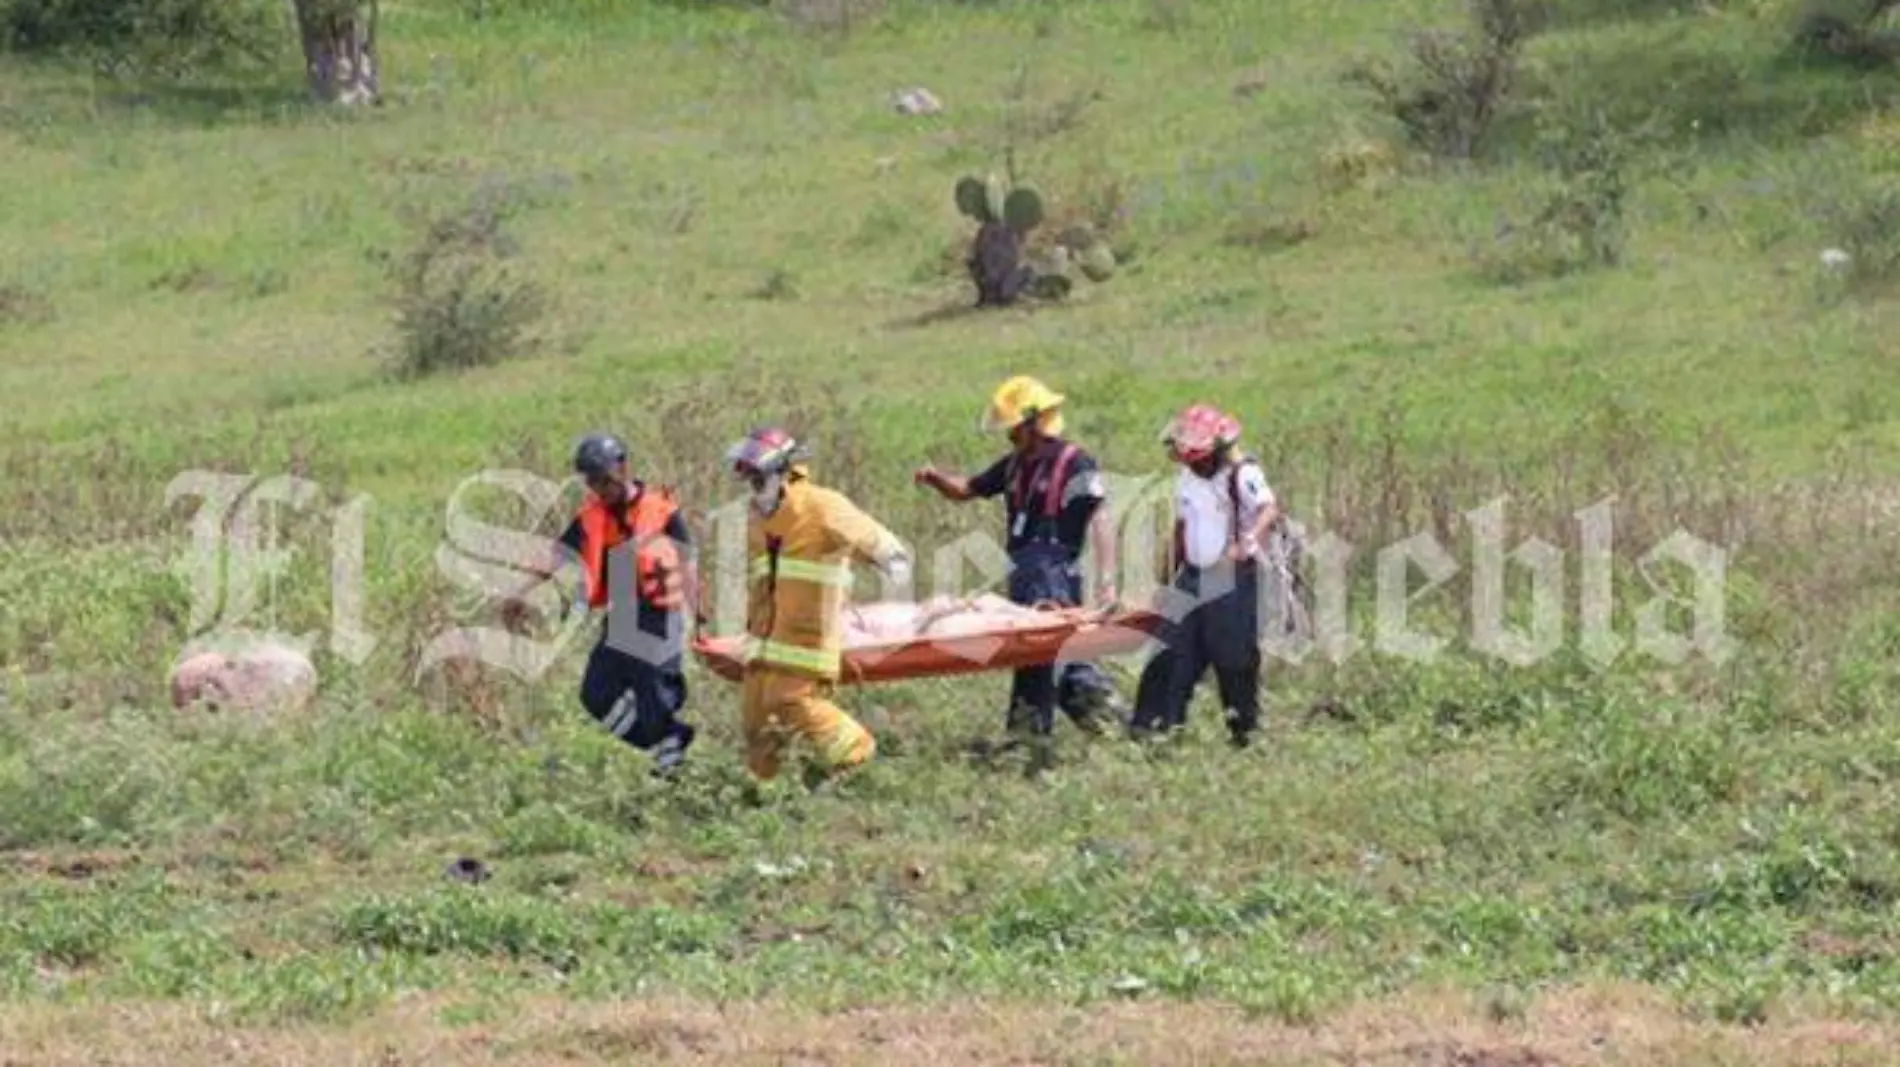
left=291, top=0, right=380, bottom=106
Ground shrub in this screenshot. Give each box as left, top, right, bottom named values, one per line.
left=1474, top=110, right=1633, bottom=283
left=1344, top=0, right=1548, bottom=161
left=0, top=0, right=285, bottom=78
left=384, top=184, right=550, bottom=381
left=0, top=283, right=54, bottom=326
left=1789, top=0, right=1900, bottom=68
left=1810, top=176, right=1900, bottom=294
left=771, top=0, right=884, bottom=34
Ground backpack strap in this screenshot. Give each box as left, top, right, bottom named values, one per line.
left=1227, top=456, right=1256, bottom=545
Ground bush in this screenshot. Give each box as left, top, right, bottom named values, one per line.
left=0, top=0, right=286, bottom=78
left=384, top=184, right=551, bottom=381
left=1790, top=0, right=1900, bottom=68
left=771, top=0, right=885, bottom=34
left=1473, top=111, right=1633, bottom=283
left=1810, top=176, right=1900, bottom=294
left=0, top=283, right=54, bottom=326
left=1344, top=0, right=1547, bottom=161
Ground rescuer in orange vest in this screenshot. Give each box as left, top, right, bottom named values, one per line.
left=725, top=426, right=913, bottom=786
left=501, top=432, right=700, bottom=776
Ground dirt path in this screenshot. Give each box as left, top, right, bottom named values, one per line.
left=0, top=984, right=1890, bottom=1066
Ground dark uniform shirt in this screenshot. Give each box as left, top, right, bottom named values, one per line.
left=967, top=437, right=1107, bottom=559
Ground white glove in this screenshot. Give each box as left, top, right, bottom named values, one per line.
left=882, top=553, right=914, bottom=593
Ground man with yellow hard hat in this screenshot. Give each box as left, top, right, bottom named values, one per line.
left=914, top=375, right=1127, bottom=764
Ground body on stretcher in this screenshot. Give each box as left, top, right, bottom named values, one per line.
left=690, top=594, right=1164, bottom=685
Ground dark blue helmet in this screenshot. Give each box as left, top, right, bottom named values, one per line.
left=572, top=432, right=627, bottom=477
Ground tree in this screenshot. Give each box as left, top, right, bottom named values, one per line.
left=4, top=1, right=383, bottom=106
left=289, top=0, right=378, bottom=105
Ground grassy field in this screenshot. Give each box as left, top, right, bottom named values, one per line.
left=9, top=0, right=1900, bottom=1061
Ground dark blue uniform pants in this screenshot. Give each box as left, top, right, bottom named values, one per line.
left=1006, top=545, right=1118, bottom=735
left=579, top=639, right=693, bottom=753
left=1132, top=559, right=1261, bottom=738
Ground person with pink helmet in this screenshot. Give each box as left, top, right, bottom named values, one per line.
left=1131, top=404, right=1282, bottom=748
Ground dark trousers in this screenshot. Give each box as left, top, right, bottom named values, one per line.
left=1132, top=559, right=1261, bottom=738
left=579, top=639, right=693, bottom=753
left=1006, top=544, right=1119, bottom=735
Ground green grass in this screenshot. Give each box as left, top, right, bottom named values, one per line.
left=8, top=0, right=1900, bottom=1058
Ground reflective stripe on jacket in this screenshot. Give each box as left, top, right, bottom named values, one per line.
left=744, top=476, right=904, bottom=681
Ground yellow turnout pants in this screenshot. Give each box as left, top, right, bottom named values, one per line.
left=741, top=666, right=876, bottom=781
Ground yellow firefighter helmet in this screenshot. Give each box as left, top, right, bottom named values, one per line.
left=980, top=375, right=1066, bottom=437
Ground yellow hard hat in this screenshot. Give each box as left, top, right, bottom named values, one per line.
left=981, top=375, right=1065, bottom=436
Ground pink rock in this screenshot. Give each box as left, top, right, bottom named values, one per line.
left=169, top=642, right=316, bottom=713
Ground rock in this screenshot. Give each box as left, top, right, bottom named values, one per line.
left=169, top=640, right=317, bottom=714
left=445, top=857, right=490, bottom=885
left=893, top=87, right=942, bottom=116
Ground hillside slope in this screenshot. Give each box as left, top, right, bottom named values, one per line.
left=5, top=0, right=1900, bottom=1060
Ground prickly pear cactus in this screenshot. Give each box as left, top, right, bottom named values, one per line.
left=1002, top=188, right=1043, bottom=234
left=952, top=171, right=1112, bottom=307
left=1076, top=242, right=1117, bottom=282
left=957, top=173, right=1041, bottom=307
left=1028, top=222, right=1113, bottom=286
left=983, top=175, right=1008, bottom=225
left=1057, top=224, right=1097, bottom=251
left=955, top=176, right=993, bottom=223
left=1026, top=273, right=1073, bottom=300
left=954, top=174, right=1041, bottom=235
left=968, top=221, right=1032, bottom=306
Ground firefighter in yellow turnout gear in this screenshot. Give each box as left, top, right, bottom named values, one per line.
left=725, top=427, right=913, bottom=783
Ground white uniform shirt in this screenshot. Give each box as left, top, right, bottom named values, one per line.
left=1175, top=459, right=1275, bottom=568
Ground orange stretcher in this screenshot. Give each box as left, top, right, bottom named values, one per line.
left=690, top=594, right=1165, bottom=685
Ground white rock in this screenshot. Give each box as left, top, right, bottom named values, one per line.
left=893, top=87, right=942, bottom=116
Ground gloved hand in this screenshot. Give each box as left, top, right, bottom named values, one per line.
left=883, top=553, right=914, bottom=594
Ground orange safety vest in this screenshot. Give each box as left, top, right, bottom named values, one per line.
left=575, top=484, right=685, bottom=612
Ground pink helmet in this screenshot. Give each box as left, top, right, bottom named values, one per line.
left=1159, top=404, right=1240, bottom=462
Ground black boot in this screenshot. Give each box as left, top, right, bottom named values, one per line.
left=650, top=723, right=694, bottom=779
left=1224, top=708, right=1255, bottom=750
left=1061, top=673, right=1128, bottom=738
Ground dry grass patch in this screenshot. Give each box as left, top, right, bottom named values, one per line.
left=0, top=984, right=1894, bottom=1066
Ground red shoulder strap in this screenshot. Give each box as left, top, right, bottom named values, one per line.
left=1043, top=444, right=1078, bottom=518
